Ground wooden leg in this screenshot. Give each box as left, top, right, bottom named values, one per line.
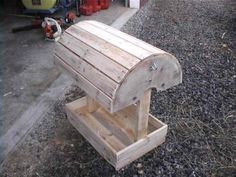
left=135, top=89, right=151, bottom=141
left=87, top=96, right=98, bottom=113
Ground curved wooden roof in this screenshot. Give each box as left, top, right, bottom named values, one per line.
left=55, top=20, right=182, bottom=112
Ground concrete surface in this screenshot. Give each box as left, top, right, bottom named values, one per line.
left=0, top=0, right=138, bottom=163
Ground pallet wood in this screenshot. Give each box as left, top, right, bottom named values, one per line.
left=135, top=89, right=151, bottom=141
left=54, top=20, right=182, bottom=170
left=66, top=96, right=168, bottom=170
left=55, top=20, right=182, bottom=113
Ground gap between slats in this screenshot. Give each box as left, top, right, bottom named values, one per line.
left=59, top=32, right=128, bottom=83
left=75, top=22, right=153, bottom=60
left=55, top=44, right=118, bottom=98
left=67, top=25, right=140, bottom=70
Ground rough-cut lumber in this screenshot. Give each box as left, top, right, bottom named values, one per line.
left=135, top=89, right=151, bottom=141
left=65, top=97, right=168, bottom=170
left=54, top=20, right=183, bottom=170
left=55, top=20, right=182, bottom=113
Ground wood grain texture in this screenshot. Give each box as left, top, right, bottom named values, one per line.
left=76, top=21, right=153, bottom=59
left=65, top=97, right=168, bottom=170
left=59, top=32, right=128, bottom=83
left=66, top=25, right=140, bottom=69
left=54, top=55, right=112, bottom=111
left=55, top=44, right=118, bottom=98
left=113, top=54, right=182, bottom=112
left=135, top=89, right=151, bottom=141
left=55, top=20, right=182, bottom=113
left=85, top=20, right=166, bottom=55
left=87, top=96, right=99, bottom=113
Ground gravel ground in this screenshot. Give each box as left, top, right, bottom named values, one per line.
left=1, top=0, right=236, bottom=176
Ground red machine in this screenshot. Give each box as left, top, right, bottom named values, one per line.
left=80, top=0, right=110, bottom=16
left=99, top=0, right=110, bottom=9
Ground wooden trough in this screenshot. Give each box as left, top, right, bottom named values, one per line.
left=54, top=20, right=182, bottom=170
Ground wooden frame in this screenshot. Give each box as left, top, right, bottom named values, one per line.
left=54, top=21, right=182, bottom=170
left=65, top=96, right=168, bottom=170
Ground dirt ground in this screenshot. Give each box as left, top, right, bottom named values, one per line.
left=1, top=0, right=236, bottom=176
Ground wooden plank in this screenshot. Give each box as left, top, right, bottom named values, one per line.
left=135, top=89, right=151, bottom=141
left=76, top=22, right=153, bottom=60
left=66, top=98, right=127, bottom=165
left=54, top=55, right=112, bottom=111
left=87, top=96, right=99, bottom=113
left=67, top=26, right=140, bottom=69
left=116, top=125, right=168, bottom=170
left=66, top=107, right=118, bottom=165
left=55, top=44, right=118, bottom=98
left=86, top=20, right=166, bottom=55
left=93, top=108, right=134, bottom=145
left=113, top=55, right=182, bottom=112
left=59, top=32, right=128, bottom=83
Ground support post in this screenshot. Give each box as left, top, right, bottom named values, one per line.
left=87, top=95, right=98, bottom=113
left=135, top=89, right=151, bottom=141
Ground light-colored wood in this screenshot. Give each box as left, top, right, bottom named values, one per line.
left=55, top=45, right=117, bottom=98
left=66, top=25, right=140, bottom=69
left=135, top=89, right=151, bottom=141
left=76, top=21, right=153, bottom=59
left=55, top=20, right=182, bottom=113
left=113, top=54, right=182, bottom=112
left=116, top=125, right=167, bottom=170
left=85, top=20, right=166, bottom=55
left=65, top=97, right=168, bottom=170
left=87, top=96, right=98, bottom=113
left=59, top=32, right=128, bottom=83
left=54, top=55, right=112, bottom=111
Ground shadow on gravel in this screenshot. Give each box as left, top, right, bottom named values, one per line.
left=1, top=0, right=236, bottom=176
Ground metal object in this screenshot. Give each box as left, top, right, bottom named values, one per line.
left=150, top=62, right=158, bottom=71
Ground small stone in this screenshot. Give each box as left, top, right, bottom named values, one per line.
left=138, top=169, right=144, bottom=175
left=70, top=144, right=74, bottom=147
left=136, top=163, right=143, bottom=169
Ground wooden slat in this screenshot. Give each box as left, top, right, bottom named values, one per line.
left=76, top=22, right=153, bottom=60
left=55, top=44, right=117, bottom=97
left=67, top=26, right=140, bottom=69
left=66, top=98, right=126, bottom=161
left=86, top=21, right=166, bottom=55
left=87, top=96, right=99, bottom=113
left=135, top=89, right=151, bottom=141
left=54, top=55, right=112, bottom=111
left=66, top=107, right=118, bottom=165
left=93, top=108, right=134, bottom=145
left=59, top=32, right=128, bottom=83
left=116, top=124, right=167, bottom=170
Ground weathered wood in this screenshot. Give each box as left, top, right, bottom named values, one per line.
left=66, top=25, right=140, bottom=69
left=135, top=89, right=151, bottom=141
left=54, top=55, right=112, bottom=111
left=85, top=20, right=166, bottom=55
left=59, top=32, right=128, bottom=83
left=113, top=54, right=182, bottom=112
left=55, top=20, right=182, bottom=113
left=87, top=96, right=99, bottom=113
left=55, top=44, right=118, bottom=97
left=65, top=97, right=168, bottom=170
left=53, top=21, right=182, bottom=170
left=76, top=21, right=153, bottom=59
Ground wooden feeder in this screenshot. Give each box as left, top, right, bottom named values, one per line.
left=54, top=20, right=182, bottom=170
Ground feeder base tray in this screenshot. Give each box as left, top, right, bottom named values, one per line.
left=65, top=96, right=168, bottom=170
